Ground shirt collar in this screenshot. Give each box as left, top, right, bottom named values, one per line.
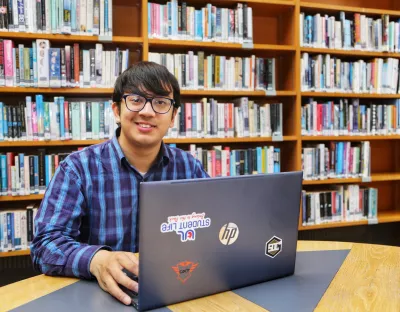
left=111, top=127, right=170, bottom=167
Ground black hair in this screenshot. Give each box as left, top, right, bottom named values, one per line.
left=112, top=61, right=181, bottom=111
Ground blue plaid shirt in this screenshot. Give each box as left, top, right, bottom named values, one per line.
left=31, top=128, right=209, bottom=279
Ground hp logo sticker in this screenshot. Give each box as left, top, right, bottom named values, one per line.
left=219, top=223, right=239, bottom=245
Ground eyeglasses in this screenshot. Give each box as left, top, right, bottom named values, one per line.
left=122, top=94, right=175, bottom=114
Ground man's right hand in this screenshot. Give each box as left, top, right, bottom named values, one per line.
left=89, top=250, right=139, bottom=305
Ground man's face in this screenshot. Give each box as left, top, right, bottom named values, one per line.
left=112, top=87, right=177, bottom=149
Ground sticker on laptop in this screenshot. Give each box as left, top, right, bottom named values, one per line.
left=160, top=212, right=211, bottom=242
left=265, top=236, right=283, bottom=258
left=172, top=261, right=199, bottom=283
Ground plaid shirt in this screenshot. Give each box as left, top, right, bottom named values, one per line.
left=31, top=128, right=209, bottom=279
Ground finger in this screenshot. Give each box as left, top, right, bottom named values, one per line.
left=101, top=272, right=132, bottom=306
left=109, top=264, right=138, bottom=292
left=117, top=253, right=139, bottom=276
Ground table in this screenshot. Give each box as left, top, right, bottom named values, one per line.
left=1, top=241, right=400, bottom=312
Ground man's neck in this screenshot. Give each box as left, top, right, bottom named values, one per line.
left=118, top=135, right=161, bottom=174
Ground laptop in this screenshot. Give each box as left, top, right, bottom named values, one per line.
left=125, top=171, right=303, bottom=311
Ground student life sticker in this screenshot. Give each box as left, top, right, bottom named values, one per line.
left=160, top=212, right=211, bottom=242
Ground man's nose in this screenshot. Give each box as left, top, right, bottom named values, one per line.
left=139, top=100, right=156, bottom=116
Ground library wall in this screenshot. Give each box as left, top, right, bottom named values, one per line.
left=0, top=0, right=400, bottom=285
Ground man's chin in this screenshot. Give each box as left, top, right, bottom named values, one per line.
left=131, top=135, right=160, bottom=148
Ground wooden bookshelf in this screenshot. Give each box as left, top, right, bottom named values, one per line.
left=0, top=88, right=296, bottom=97
left=378, top=210, right=400, bottom=224
left=303, top=173, right=400, bottom=185
left=299, top=210, right=400, bottom=231
left=0, top=195, right=44, bottom=202
left=238, top=0, right=296, bottom=6
left=149, top=39, right=296, bottom=52
left=0, top=136, right=298, bottom=148
left=299, top=219, right=368, bottom=230
left=164, top=136, right=298, bottom=144
left=0, top=87, right=114, bottom=94
left=0, top=250, right=30, bottom=258
left=0, top=140, right=104, bottom=147
left=301, top=92, right=400, bottom=98
left=300, top=1, right=400, bottom=17
left=302, top=135, right=400, bottom=141
left=0, top=32, right=143, bottom=44
left=301, top=47, right=400, bottom=58
left=180, top=90, right=297, bottom=96
left=1, top=0, right=400, bottom=258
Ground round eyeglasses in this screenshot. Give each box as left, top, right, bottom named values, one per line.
left=122, top=94, right=175, bottom=114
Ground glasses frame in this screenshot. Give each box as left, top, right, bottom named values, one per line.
left=122, top=94, right=175, bottom=114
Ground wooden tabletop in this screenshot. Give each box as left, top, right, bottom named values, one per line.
left=1, top=240, right=399, bottom=312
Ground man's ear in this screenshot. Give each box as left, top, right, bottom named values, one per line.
left=170, top=107, right=178, bottom=128
left=112, top=102, right=121, bottom=125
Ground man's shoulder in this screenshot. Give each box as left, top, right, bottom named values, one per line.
left=165, top=144, right=199, bottom=165
left=60, top=139, right=112, bottom=172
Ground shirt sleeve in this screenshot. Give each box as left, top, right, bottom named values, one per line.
left=30, top=160, right=112, bottom=279
left=194, top=159, right=210, bottom=178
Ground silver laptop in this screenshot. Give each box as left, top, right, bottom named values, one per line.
left=129, top=171, right=302, bottom=311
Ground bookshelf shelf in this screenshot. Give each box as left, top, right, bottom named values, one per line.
left=299, top=211, right=400, bottom=231
left=301, top=47, right=400, bottom=59
left=302, top=173, right=400, bottom=185
left=164, top=136, right=298, bottom=144
left=0, top=250, right=30, bottom=258
left=149, top=39, right=296, bottom=52
left=0, top=195, right=44, bottom=202
left=240, top=0, right=295, bottom=5
left=205, top=0, right=296, bottom=13
left=302, top=135, right=400, bottom=141
left=0, top=140, right=104, bottom=147
left=378, top=211, right=400, bottom=224
left=181, top=90, right=296, bottom=96
left=0, top=32, right=143, bottom=44
left=0, top=88, right=296, bottom=97
left=0, top=136, right=298, bottom=148
left=299, top=219, right=368, bottom=230
left=301, top=92, right=400, bottom=99
left=300, top=2, right=400, bottom=17
left=0, top=87, right=113, bottom=94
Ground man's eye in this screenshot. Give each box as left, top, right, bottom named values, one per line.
left=128, top=97, right=141, bottom=103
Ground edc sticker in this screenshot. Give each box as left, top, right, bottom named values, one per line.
left=160, top=212, right=211, bottom=242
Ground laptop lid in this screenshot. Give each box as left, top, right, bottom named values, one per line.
left=137, top=171, right=303, bottom=311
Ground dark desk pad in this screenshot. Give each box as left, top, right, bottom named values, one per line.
left=232, top=249, right=350, bottom=312
left=10, top=278, right=171, bottom=312
left=11, top=249, right=350, bottom=312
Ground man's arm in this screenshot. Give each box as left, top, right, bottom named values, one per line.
left=31, top=160, right=111, bottom=279
left=194, top=159, right=210, bottom=178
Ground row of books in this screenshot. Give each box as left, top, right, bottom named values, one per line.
left=0, top=39, right=129, bottom=88
left=300, top=12, right=397, bottom=52
left=302, top=141, right=371, bottom=180
left=301, top=185, right=378, bottom=226
left=301, top=53, right=400, bottom=94
left=183, top=144, right=281, bottom=178
left=0, top=151, right=73, bottom=196
left=148, top=2, right=253, bottom=44
left=0, top=204, right=38, bottom=252
left=0, top=97, right=118, bottom=142
left=0, top=0, right=113, bottom=37
left=165, top=98, right=283, bottom=139
left=149, top=52, right=276, bottom=92
left=301, top=98, right=400, bottom=136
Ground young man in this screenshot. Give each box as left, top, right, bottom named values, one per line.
left=30, top=61, right=209, bottom=306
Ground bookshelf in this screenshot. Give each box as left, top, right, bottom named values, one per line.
left=0, top=0, right=400, bottom=257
